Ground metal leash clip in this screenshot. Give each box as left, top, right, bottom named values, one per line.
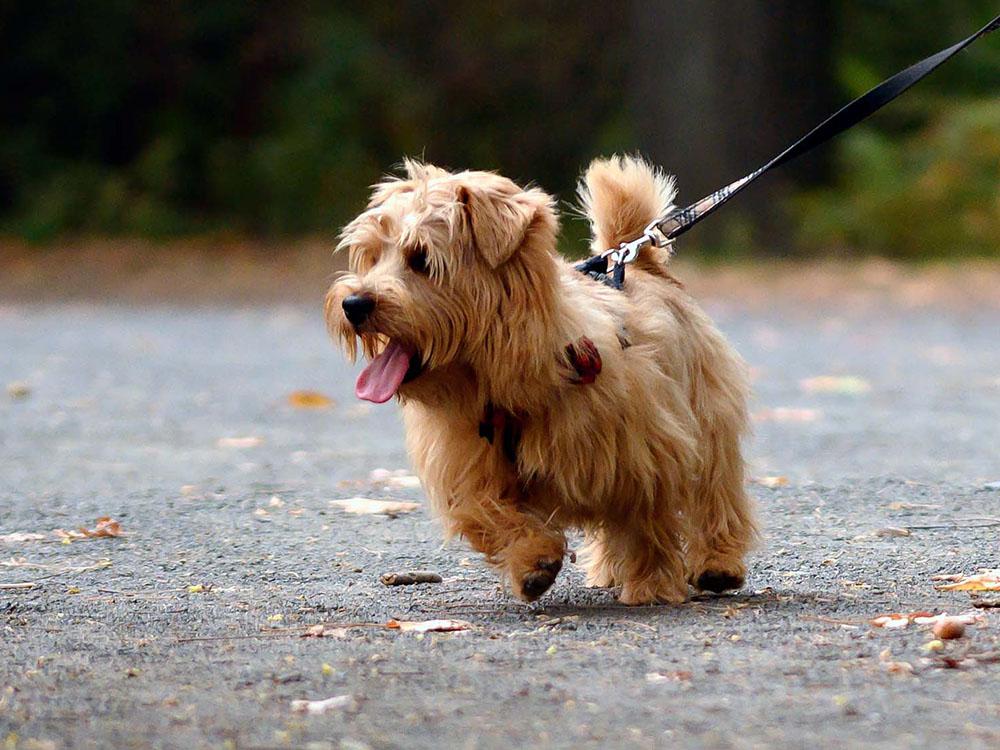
left=600, top=219, right=670, bottom=269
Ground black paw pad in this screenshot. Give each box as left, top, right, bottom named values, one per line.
left=520, top=558, right=563, bottom=600
left=696, top=570, right=744, bottom=593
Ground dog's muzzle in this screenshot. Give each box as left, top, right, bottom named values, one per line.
left=342, top=294, right=375, bottom=326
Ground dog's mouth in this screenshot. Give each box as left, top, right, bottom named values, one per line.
left=354, top=340, right=424, bottom=403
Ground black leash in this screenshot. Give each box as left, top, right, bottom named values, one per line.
left=579, top=13, right=1000, bottom=288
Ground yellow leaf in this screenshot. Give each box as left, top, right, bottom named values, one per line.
left=934, top=569, right=1000, bottom=592
left=187, top=584, right=204, bottom=594
left=800, top=375, right=871, bottom=395
left=288, top=390, right=334, bottom=409
left=754, top=476, right=789, bottom=488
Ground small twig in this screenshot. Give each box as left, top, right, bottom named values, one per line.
left=971, top=599, right=1000, bottom=609
left=175, top=621, right=383, bottom=643
left=0, top=582, right=36, bottom=590
left=904, top=518, right=1000, bottom=530
left=380, top=571, right=442, bottom=586
left=802, top=614, right=864, bottom=626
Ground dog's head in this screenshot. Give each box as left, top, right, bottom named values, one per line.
left=326, top=160, right=558, bottom=403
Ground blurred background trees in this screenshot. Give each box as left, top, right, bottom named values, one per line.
left=0, top=0, right=996, bottom=256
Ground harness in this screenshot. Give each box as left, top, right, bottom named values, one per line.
left=576, top=14, right=1000, bottom=291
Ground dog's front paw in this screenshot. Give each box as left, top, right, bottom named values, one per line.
left=517, top=557, right=563, bottom=601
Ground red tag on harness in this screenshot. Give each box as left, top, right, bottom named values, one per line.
left=565, top=336, right=602, bottom=385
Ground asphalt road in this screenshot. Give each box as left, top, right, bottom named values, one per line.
left=1, top=291, right=999, bottom=749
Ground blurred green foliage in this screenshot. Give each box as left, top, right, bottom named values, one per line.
left=794, top=0, right=1000, bottom=257
left=0, top=1, right=626, bottom=243
left=0, top=1, right=996, bottom=256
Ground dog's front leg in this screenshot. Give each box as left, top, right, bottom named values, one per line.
left=447, top=493, right=566, bottom=602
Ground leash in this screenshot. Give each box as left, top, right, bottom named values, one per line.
left=578, top=13, right=1000, bottom=288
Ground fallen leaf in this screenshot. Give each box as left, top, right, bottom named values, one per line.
left=0, top=532, right=48, bottom=544
left=290, top=694, right=353, bottom=715
left=646, top=670, right=692, bottom=683
left=752, top=407, right=821, bottom=423
left=875, top=527, right=911, bottom=537
left=753, top=476, right=789, bottom=488
left=800, top=375, right=871, bottom=395
left=368, top=468, right=422, bottom=489
left=934, top=569, right=1000, bottom=592
left=882, top=660, right=914, bottom=675
left=216, top=436, right=263, bottom=448
left=80, top=517, right=123, bottom=538
left=54, top=517, right=125, bottom=541
left=385, top=619, right=470, bottom=634
left=330, top=498, right=420, bottom=517
left=871, top=611, right=936, bottom=629
left=885, top=502, right=941, bottom=511
left=6, top=381, right=30, bottom=399
left=288, top=390, right=334, bottom=409
left=871, top=610, right=982, bottom=629
left=187, top=584, right=205, bottom=594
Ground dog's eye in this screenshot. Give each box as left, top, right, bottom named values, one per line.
left=407, top=247, right=429, bottom=275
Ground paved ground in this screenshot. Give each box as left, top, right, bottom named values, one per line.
left=1, top=278, right=999, bottom=749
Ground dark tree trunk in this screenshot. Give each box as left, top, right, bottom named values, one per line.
left=629, top=1, right=835, bottom=251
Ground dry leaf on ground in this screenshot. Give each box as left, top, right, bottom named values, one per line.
left=54, top=517, right=124, bottom=541
left=290, top=694, right=353, bottom=715
left=216, top=436, right=263, bottom=448
left=752, top=407, right=821, bottom=423
left=753, top=476, right=789, bottom=488
left=800, top=375, right=871, bottom=395
left=368, top=468, right=422, bottom=489
left=288, top=390, right=334, bottom=409
left=646, top=670, right=693, bottom=683
left=875, top=527, right=911, bottom=537
left=0, top=532, right=48, bottom=544
left=6, top=381, right=30, bottom=399
left=933, top=569, right=1000, bottom=592
left=385, top=619, right=471, bottom=634
left=330, top=498, right=420, bottom=517
left=871, top=610, right=982, bottom=629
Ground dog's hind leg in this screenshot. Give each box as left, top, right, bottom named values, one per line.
left=587, top=510, right=688, bottom=605
left=685, top=427, right=757, bottom=593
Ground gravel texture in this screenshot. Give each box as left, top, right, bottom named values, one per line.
left=1, top=292, right=998, bottom=749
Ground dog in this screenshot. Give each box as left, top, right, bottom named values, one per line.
left=326, top=156, right=757, bottom=604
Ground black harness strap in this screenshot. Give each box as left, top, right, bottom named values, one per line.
left=578, top=14, right=1000, bottom=287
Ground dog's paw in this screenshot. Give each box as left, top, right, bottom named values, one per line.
left=518, top=558, right=562, bottom=601
left=694, top=569, right=745, bottom=594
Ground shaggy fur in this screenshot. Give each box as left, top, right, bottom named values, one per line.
left=326, top=156, right=757, bottom=604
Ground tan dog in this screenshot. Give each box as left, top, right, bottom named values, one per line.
left=326, top=156, right=756, bottom=604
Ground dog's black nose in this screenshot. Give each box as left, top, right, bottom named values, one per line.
left=342, top=294, right=375, bottom=326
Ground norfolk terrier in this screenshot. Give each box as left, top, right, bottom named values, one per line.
left=326, top=156, right=756, bottom=604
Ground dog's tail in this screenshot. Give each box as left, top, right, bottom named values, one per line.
left=577, top=155, right=676, bottom=259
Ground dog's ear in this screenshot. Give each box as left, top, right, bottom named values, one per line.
left=458, top=185, right=540, bottom=268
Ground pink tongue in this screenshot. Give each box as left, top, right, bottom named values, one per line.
left=355, top=341, right=415, bottom=403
